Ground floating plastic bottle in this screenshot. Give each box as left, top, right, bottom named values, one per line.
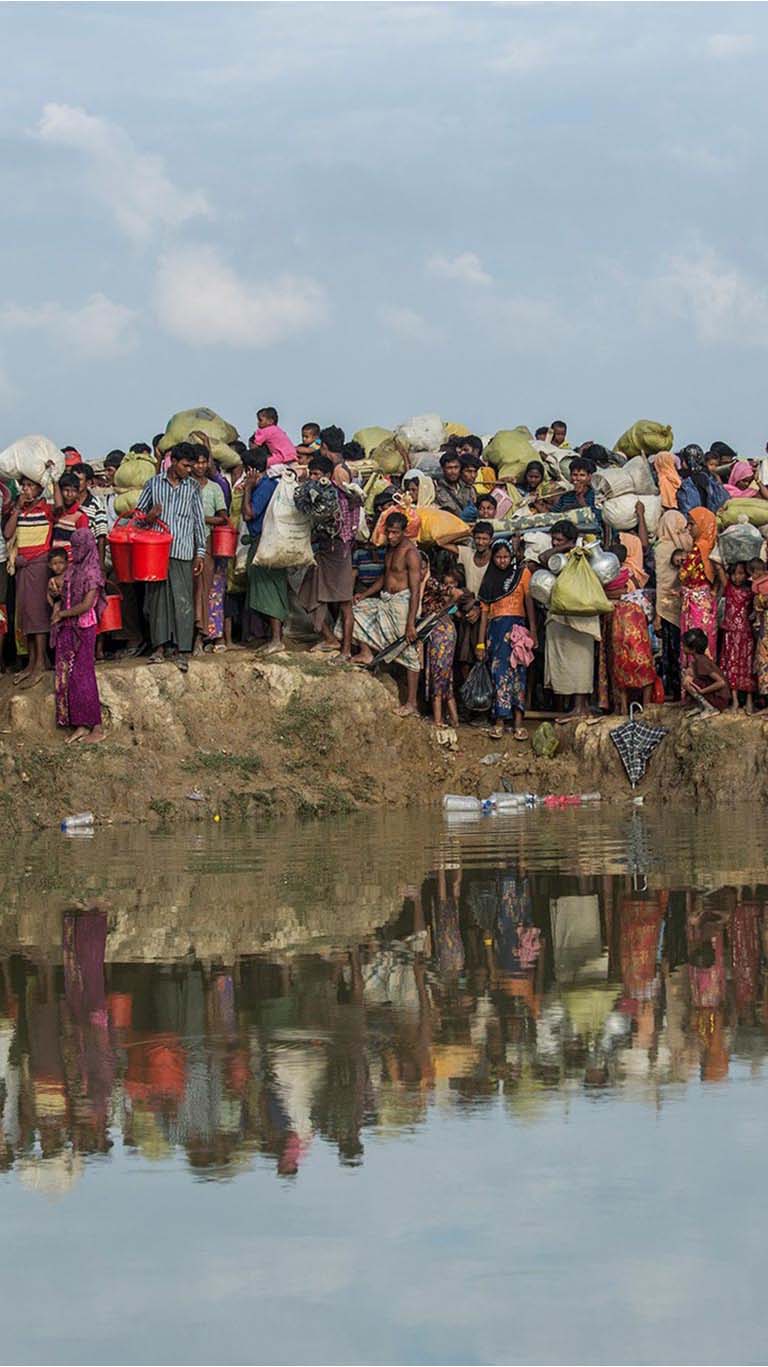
left=442, top=794, right=482, bottom=813
left=542, top=792, right=603, bottom=808
left=60, top=812, right=94, bottom=832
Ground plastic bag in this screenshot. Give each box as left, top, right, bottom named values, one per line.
left=157, top=407, right=238, bottom=455
left=484, top=427, right=538, bottom=480
left=614, top=420, right=674, bottom=459
left=460, top=660, right=494, bottom=712
left=531, top=721, right=559, bottom=758
left=352, top=427, right=392, bottom=457
left=0, top=434, right=64, bottom=487
left=717, top=498, right=768, bottom=529
left=601, top=493, right=662, bottom=534
left=254, top=473, right=314, bottom=569
left=372, top=502, right=421, bottom=546
left=416, top=506, right=470, bottom=546
left=113, top=454, right=156, bottom=491
left=372, top=435, right=409, bottom=475
left=394, top=413, right=443, bottom=452
left=718, top=520, right=765, bottom=562
left=550, top=546, right=612, bottom=615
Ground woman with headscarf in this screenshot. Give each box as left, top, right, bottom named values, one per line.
left=654, top=453, right=682, bottom=511
left=476, top=538, right=537, bottom=740
left=677, top=444, right=729, bottom=515
left=601, top=532, right=657, bottom=713
left=679, top=508, right=718, bottom=664
left=654, top=510, right=692, bottom=699
left=722, top=460, right=762, bottom=501
left=50, top=527, right=106, bottom=743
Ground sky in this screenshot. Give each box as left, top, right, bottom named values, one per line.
left=2, top=1, right=768, bottom=458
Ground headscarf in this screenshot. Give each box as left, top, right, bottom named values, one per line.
left=654, top=510, right=692, bottom=628
left=619, top=532, right=648, bottom=588
left=654, top=453, right=682, bottom=510
left=63, top=527, right=107, bottom=623
left=401, top=470, right=436, bottom=507
left=723, top=460, right=756, bottom=500
left=688, top=507, right=717, bottom=583
left=478, top=538, right=525, bottom=604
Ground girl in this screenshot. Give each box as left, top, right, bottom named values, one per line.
left=476, top=538, right=537, bottom=741
left=749, top=558, right=768, bottom=699
left=5, top=476, right=54, bottom=688
left=421, top=564, right=470, bottom=728
left=604, top=536, right=657, bottom=713
left=51, top=528, right=106, bottom=744
left=679, top=508, right=718, bottom=663
left=192, top=446, right=229, bottom=652
left=719, top=562, right=755, bottom=711
left=653, top=509, right=691, bottom=700
left=517, top=461, right=545, bottom=501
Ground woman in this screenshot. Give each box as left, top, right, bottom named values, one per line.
left=654, top=509, right=692, bottom=700
left=476, top=538, right=537, bottom=741
left=722, top=459, right=765, bottom=501
left=4, top=476, right=54, bottom=688
left=677, top=444, right=729, bottom=515
left=191, top=446, right=229, bottom=652
left=517, top=461, right=545, bottom=501
left=654, top=452, right=682, bottom=511
left=51, top=528, right=106, bottom=744
left=679, top=507, right=718, bottom=662
left=604, top=533, right=657, bottom=713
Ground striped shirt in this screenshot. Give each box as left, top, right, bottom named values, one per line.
left=83, top=491, right=109, bottom=540
left=135, top=472, right=207, bottom=560
left=16, top=500, right=53, bottom=563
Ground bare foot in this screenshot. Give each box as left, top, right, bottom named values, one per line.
left=65, top=727, right=88, bottom=745
left=82, top=727, right=105, bottom=744
left=395, top=704, right=418, bottom=717
left=19, top=672, right=43, bottom=690
left=12, top=669, right=30, bottom=686
left=352, top=646, right=375, bottom=666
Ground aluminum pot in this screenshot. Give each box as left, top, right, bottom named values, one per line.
left=529, top=568, right=556, bottom=607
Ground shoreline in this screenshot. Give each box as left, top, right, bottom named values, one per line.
left=2, top=650, right=766, bottom=832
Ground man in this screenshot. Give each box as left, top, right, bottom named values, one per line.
left=455, top=435, right=484, bottom=463
left=458, top=454, right=481, bottom=520
left=299, top=427, right=359, bottom=656
left=552, top=457, right=602, bottom=530
left=550, top=420, right=569, bottom=449
left=541, top=520, right=600, bottom=721
left=135, top=442, right=206, bottom=672
left=435, top=451, right=466, bottom=516
left=71, top=462, right=109, bottom=566
left=345, top=510, right=423, bottom=716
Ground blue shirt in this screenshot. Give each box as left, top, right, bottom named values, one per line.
left=552, top=486, right=603, bottom=530
left=245, top=477, right=278, bottom=537
left=135, top=472, right=207, bottom=560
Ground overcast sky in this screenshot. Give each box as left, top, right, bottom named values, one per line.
left=2, top=1, right=768, bottom=458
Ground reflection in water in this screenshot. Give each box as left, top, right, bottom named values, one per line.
left=2, top=817, right=767, bottom=1189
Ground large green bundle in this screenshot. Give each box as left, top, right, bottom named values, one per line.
left=114, top=489, right=141, bottom=516
left=614, top=420, right=674, bottom=459
left=717, top=498, right=768, bottom=528
left=113, top=454, right=156, bottom=491
left=352, top=426, right=392, bottom=457
left=550, top=547, right=612, bottom=615
left=484, top=427, right=538, bottom=481
left=372, top=434, right=409, bottom=476
left=158, top=407, right=239, bottom=469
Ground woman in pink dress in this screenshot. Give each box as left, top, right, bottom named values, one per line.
left=51, top=528, right=106, bottom=744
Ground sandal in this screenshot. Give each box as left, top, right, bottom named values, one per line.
left=176, top=656, right=190, bottom=674
left=513, top=728, right=528, bottom=742
left=147, top=651, right=164, bottom=665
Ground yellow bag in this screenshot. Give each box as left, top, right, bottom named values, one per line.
left=717, top=498, right=768, bottom=529
left=444, top=422, right=470, bottom=438
left=416, top=506, right=470, bottom=546
left=113, top=488, right=141, bottom=516
left=158, top=407, right=238, bottom=454
left=550, top=546, right=612, bottom=615
left=614, top=420, right=674, bottom=459
left=475, top=465, right=497, bottom=495
left=113, top=454, right=156, bottom=491
left=352, top=426, right=392, bottom=457
left=484, top=427, right=538, bottom=481
left=372, top=435, right=409, bottom=475
left=363, top=471, right=392, bottom=516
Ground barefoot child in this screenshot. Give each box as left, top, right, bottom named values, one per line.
left=719, top=562, right=755, bottom=712
left=51, top=528, right=106, bottom=744
left=422, top=564, right=470, bottom=728
left=681, top=627, right=730, bottom=714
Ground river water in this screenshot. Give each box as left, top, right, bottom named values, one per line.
left=1, top=806, right=766, bottom=1365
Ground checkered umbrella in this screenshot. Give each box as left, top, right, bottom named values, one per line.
left=609, top=704, right=667, bottom=789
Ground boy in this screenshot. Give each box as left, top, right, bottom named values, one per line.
left=681, top=627, right=730, bottom=713
left=296, top=422, right=321, bottom=461
left=249, top=406, right=297, bottom=468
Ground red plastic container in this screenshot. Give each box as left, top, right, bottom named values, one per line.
left=130, top=518, right=172, bottom=582
left=212, top=522, right=238, bottom=558
left=98, top=593, right=123, bottom=634
left=108, top=521, right=134, bottom=582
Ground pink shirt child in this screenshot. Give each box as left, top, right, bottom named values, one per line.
left=250, top=425, right=297, bottom=468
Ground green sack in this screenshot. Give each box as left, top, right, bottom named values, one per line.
left=157, top=407, right=239, bottom=454
left=532, top=721, right=559, bottom=759
left=717, top=498, right=768, bottom=529
left=113, top=454, right=156, bottom=491
left=353, top=426, right=392, bottom=458
left=614, top=420, right=674, bottom=459
left=484, top=427, right=538, bottom=480
left=550, top=546, right=612, bottom=616
left=372, top=434, right=409, bottom=476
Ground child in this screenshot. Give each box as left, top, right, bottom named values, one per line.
left=421, top=564, right=469, bottom=728
left=749, top=558, right=768, bottom=699
left=46, top=548, right=69, bottom=610
left=476, top=494, right=498, bottom=523
left=681, top=627, right=730, bottom=713
left=719, top=562, right=755, bottom=712
left=52, top=473, right=89, bottom=556
left=248, top=407, right=297, bottom=469
left=296, top=422, right=321, bottom=460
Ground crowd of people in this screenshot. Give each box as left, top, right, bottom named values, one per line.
left=2, top=410, right=767, bottom=743
left=0, top=861, right=761, bottom=1180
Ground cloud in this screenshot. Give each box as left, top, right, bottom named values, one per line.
left=377, top=305, right=437, bottom=344
left=426, top=252, right=492, bottom=287
left=705, top=33, right=754, bottom=58
left=36, top=103, right=211, bottom=243
left=651, top=250, right=768, bottom=346
left=154, top=244, right=327, bottom=347
left=0, top=292, right=138, bottom=357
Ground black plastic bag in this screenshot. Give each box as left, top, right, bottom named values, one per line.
left=460, top=660, right=494, bottom=713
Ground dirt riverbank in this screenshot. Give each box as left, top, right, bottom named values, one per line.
left=1, top=649, right=766, bottom=831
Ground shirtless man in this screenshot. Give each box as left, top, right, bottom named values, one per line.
left=347, top=511, right=423, bottom=715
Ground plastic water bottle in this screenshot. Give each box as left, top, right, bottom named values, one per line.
left=489, top=792, right=527, bottom=809
left=442, top=795, right=482, bottom=813
left=580, top=791, right=602, bottom=803
left=60, top=812, right=94, bottom=832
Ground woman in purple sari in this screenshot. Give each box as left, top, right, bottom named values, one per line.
left=51, top=527, right=106, bottom=744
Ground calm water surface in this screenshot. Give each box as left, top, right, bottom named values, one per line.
left=1, top=806, right=766, bottom=1365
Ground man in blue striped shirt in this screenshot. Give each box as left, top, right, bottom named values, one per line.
left=135, top=443, right=206, bottom=672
